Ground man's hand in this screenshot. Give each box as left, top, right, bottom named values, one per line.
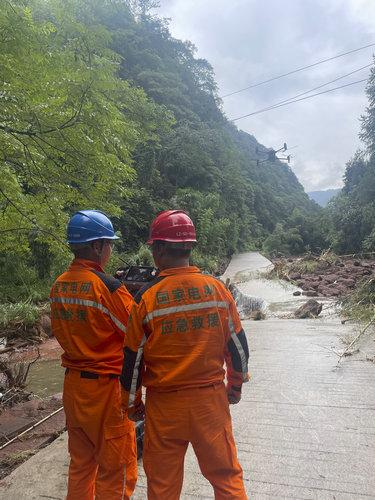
left=128, top=401, right=145, bottom=421
left=227, top=386, right=241, bottom=405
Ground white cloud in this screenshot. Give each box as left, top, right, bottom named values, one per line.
left=158, top=0, right=374, bottom=190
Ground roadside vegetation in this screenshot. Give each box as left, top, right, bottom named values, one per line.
left=0, top=303, right=41, bottom=332
left=340, top=277, right=375, bottom=324
left=0, top=303, right=48, bottom=347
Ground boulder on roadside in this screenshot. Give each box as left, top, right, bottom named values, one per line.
left=294, top=299, right=322, bottom=319
left=362, top=268, right=372, bottom=276
left=293, top=290, right=301, bottom=296
left=361, top=261, right=372, bottom=268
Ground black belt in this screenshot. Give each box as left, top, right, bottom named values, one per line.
left=65, top=368, right=118, bottom=379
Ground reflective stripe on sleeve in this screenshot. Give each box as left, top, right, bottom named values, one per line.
left=49, top=297, right=126, bottom=333
left=143, top=300, right=228, bottom=324
left=128, top=335, right=146, bottom=407
left=228, top=316, right=248, bottom=382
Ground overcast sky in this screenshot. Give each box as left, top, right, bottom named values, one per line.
left=157, top=0, right=375, bottom=191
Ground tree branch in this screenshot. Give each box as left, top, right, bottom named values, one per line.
left=0, top=227, right=31, bottom=234
left=0, top=187, right=69, bottom=249
left=0, top=82, right=92, bottom=137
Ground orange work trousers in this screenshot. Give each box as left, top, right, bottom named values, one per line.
left=63, top=370, right=137, bottom=500
left=143, top=383, right=247, bottom=500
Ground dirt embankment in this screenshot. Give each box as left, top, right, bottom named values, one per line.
left=0, top=313, right=63, bottom=480
left=1, top=305, right=62, bottom=365
left=271, top=254, right=374, bottom=298
left=0, top=394, right=65, bottom=480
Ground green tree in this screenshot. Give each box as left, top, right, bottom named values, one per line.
left=0, top=0, right=169, bottom=297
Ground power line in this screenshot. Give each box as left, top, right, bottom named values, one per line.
left=234, top=63, right=371, bottom=119
left=231, top=78, right=368, bottom=121
left=275, top=63, right=371, bottom=106
left=221, top=42, right=375, bottom=98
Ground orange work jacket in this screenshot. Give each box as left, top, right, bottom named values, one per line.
left=50, top=259, right=134, bottom=374
left=121, top=266, right=249, bottom=410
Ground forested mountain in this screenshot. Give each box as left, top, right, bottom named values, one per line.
left=324, top=63, right=375, bottom=254
left=308, top=189, right=340, bottom=207
left=0, top=0, right=323, bottom=300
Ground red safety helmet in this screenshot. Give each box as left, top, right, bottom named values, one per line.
left=147, top=210, right=197, bottom=244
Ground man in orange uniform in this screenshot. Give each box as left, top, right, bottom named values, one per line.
left=121, top=210, right=249, bottom=499
left=50, top=210, right=137, bottom=500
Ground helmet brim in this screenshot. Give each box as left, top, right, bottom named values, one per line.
left=147, top=238, right=196, bottom=245
left=68, top=235, right=120, bottom=244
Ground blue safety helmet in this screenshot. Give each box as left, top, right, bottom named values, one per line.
left=67, top=210, right=120, bottom=244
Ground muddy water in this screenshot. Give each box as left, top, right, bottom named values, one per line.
left=221, top=252, right=304, bottom=315
left=27, top=359, right=64, bottom=397
left=223, top=252, right=337, bottom=319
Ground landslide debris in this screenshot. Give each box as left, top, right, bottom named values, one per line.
left=269, top=253, right=374, bottom=298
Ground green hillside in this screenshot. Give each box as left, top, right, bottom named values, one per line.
left=0, top=0, right=322, bottom=301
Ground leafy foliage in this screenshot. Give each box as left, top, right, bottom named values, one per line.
left=341, top=277, right=375, bottom=323
left=0, top=0, right=169, bottom=297
left=262, top=208, right=328, bottom=256
left=0, top=301, right=41, bottom=329
left=1, top=0, right=321, bottom=301
left=326, top=118, right=375, bottom=253
left=323, top=59, right=375, bottom=254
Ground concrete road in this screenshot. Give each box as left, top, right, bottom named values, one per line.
left=1, top=253, right=374, bottom=499
left=1, top=317, right=374, bottom=499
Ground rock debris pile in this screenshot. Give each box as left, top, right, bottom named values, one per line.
left=273, top=256, right=374, bottom=298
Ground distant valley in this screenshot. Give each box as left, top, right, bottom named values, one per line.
left=308, top=188, right=341, bottom=207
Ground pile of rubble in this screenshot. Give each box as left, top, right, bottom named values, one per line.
left=274, top=255, right=374, bottom=298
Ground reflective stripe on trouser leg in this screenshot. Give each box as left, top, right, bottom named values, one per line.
left=121, top=464, right=127, bottom=500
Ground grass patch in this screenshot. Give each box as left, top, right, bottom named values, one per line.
left=0, top=302, right=41, bottom=330
left=0, top=450, right=35, bottom=468
left=340, top=277, right=375, bottom=323
left=291, top=259, right=320, bottom=274
left=0, top=302, right=48, bottom=345
left=0, top=450, right=36, bottom=480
